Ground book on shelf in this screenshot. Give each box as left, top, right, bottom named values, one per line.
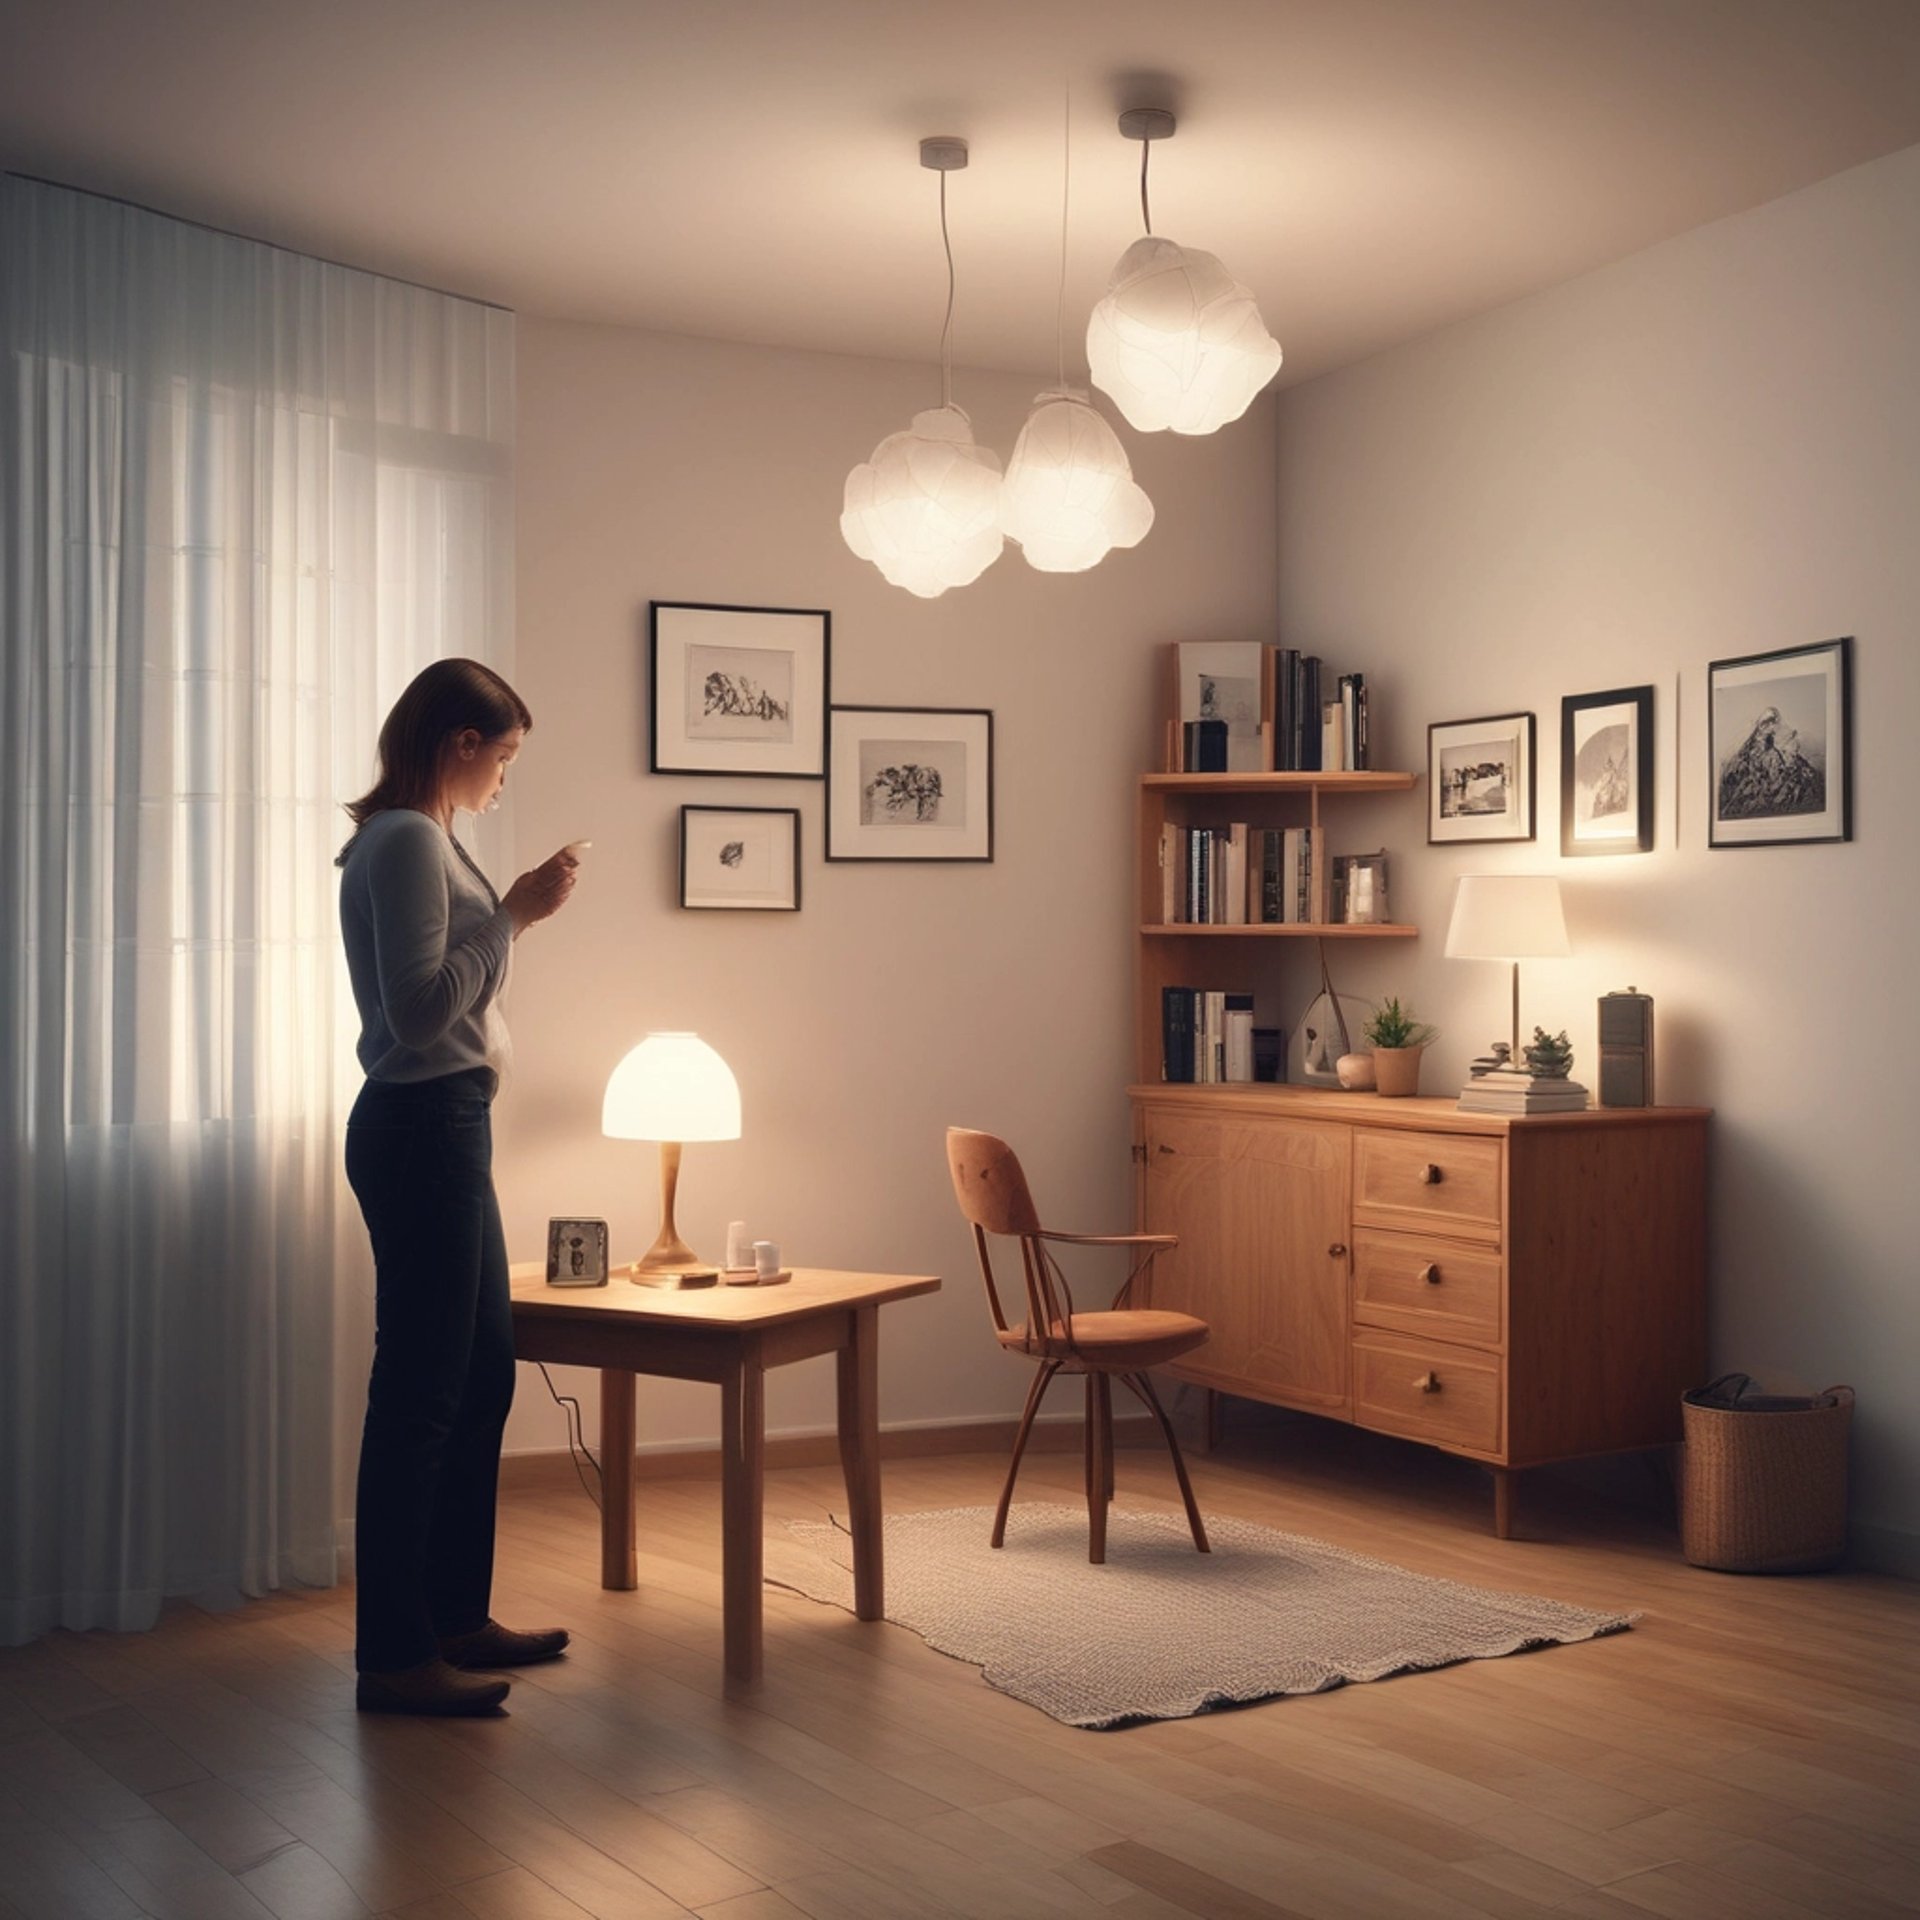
left=1159, top=986, right=1263, bottom=1083
left=1266, top=649, right=1373, bottom=771
left=1181, top=718, right=1228, bottom=772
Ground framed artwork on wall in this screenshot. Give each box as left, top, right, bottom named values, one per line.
left=1170, top=641, right=1268, bottom=772
left=1707, top=638, right=1852, bottom=848
left=650, top=601, right=829, bottom=778
left=1561, top=685, right=1654, bottom=856
left=826, top=706, right=994, bottom=862
left=680, top=805, right=801, bottom=911
left=1427, top=711, right=1536, bottom=844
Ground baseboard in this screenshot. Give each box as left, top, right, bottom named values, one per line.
left=499, top=1409, right=1156, bottom=1489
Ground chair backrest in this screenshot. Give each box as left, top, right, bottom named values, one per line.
left=946, top=1128, right=1064, bottom=1343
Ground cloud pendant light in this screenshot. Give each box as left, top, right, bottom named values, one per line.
left=1000, top=387, right=1154, bottom=573
left=1086, top=109, right=1282, bottom=436
left=840, top=137, right=1003, bottom=598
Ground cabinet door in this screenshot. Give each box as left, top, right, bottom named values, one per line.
left=1139, top=1106, right=1351, bottom=1414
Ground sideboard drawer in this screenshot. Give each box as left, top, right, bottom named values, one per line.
left=1353, top=1130, right=1502, bottom=1244
left=1352, top=1332, right=1502, bottom=1456
left=1351, top=1231, right=1503, bottom=1346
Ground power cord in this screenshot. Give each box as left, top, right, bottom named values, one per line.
left=537, top=1363, right=602, bottom=1511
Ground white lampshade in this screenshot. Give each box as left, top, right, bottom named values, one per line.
left=1000, top=388, right=1154, bottom=573
left=840, top=405, right=1004, bottom=598
left=1445, top=876, right=1571, bottom=960
left=1087, top=235, right=1282, bottom=436
left=602, top=1033, right=741, bottom=1143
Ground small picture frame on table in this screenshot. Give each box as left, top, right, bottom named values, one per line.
left=1707, top=637, right=1852, bottom=848
left=826, top=706, right=994, bottom=861
left=650, top=601, right=829, bottom=778
left=1561, top=685, right=1654, bottom=856
left=546, top=1218, right=609, bottom=1287
left=1428, top=711, right=1536, bottom=844
left=680, top=805, right=801, bottom=911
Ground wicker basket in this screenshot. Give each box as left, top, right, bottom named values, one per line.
left=1680, top=1374, right=1853, bottom=1573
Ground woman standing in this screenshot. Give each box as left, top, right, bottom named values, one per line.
left=337, top=658, right=578, bottom=1715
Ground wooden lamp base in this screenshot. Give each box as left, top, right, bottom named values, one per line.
left=626, top=1141, right=721, bottom=1287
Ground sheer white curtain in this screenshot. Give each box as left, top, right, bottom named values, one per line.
left=0, top=175, right=515, bottom=1643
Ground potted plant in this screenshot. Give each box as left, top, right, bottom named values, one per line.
left=1365, top=998, right=1438, bottom=1098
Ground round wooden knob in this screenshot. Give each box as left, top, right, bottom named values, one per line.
left=1328, top=1242, right=1348, bottom=1258
left=1420, top=1263, right=1440, bottom=1286
left=1417, top=1371, right=1441, bottom=1393
left=1418, top=1163, right=1442, bottom=1185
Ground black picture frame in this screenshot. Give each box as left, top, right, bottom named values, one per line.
left=679, top=805, right=802, bottom=911
left=545, top=1217, right=609, bottom=1287
left=1561, top=685, right=1654, bottom=856
left=825, top=706, right=995, bottom=862
left=1707, top=637, right=1853, bottom=849
left=1427, top=711, right=1536, bottom=844
left=649, top=601, right=830, bottom=779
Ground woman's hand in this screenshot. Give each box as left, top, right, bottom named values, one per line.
left=502, top=847, right=580, bottom=933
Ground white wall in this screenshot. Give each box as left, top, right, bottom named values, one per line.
left=498, top=323, right=1277, bottom=1459
left=1274, top=145, right=1920, bottom=1572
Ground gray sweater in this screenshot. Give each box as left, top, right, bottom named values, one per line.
left=339, top=809, right=516, bottom=1082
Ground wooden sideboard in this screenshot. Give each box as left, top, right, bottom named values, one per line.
left=1129, top=1086, right=1709, bottom=1534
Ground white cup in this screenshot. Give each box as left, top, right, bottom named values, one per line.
left=724, top=1220, right=751, bottom=1270
left=753, top=1239, right=780, bottom=1280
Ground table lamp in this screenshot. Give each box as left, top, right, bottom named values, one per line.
left=602, top=1032, right=741, bottom=1285
left=1444, top=875, right=1570, bottom=1068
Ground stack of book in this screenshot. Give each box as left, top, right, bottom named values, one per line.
left=1456, top=1071, right=1591, bottom=1115
left=1161, top=988, right=1256, bottom=1083
left=1159, top=823, right=1326, bottom=925
left=1274, top=650, right=1370, bottom=772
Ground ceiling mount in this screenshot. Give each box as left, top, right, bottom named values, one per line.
left=919, top=136, right=968, bottom=172
left=1118, top=108, right=1175, bottom=142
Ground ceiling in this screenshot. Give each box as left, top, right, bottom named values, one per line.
left=5, top=0, right=1919, bottom=387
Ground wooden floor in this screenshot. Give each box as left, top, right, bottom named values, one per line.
left=4, top=1413, right=1917, bottom=1920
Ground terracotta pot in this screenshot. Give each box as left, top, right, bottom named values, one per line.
left=1371, top=1045, right=1425, bottom=1098
left=1335, top=1052, right=1376, bottom=1090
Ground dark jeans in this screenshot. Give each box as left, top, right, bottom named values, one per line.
left=345, top=1066, right=515, bottom=1673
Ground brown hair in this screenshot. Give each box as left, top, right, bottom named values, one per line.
left=337, top=658, right=532, bottom=864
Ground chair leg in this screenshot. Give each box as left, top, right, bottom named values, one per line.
left=1125, top=1371, right=1211, bottom=1553
left=1087, top=1373, right=1112, bottom=1564
left=993, top=1361, right=1059, bottom=1548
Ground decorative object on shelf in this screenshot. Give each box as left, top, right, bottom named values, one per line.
left=545, top=1217, right=609, bottom=1288
left=650, top=602, right=829, bottom=779
left=602, top=1032, right=742, bottom=1286
left=1170, top=641, right=1267, bottom=773
left=1293, top=941, right=1372, bottom=1088
left=1335, top=1051, right=1376, bottom=1091
left=1597, top=987, right=1656, bottom=1108
left=679, top=805, right=801, bottom=911
left=840, top=138, right=1004, bottom=599
left=1522, top=1027, right=1574, bottom=1077
left=1086, top=108, right=1282, bottom=436
left=1331, top=848, right=1389, bottom=925
left=1428, top=711, right=1536, bottom=844
left=1000, top=387, right=1154, bottom=573
left=1364, top=997, right=1437, bottom=1098
left=1707, top=637, right=1852, bottom=848
left=1562, top=684, right=1653, bottom=856
left=826, top=705, right=993, bottom=861
left=1445, top=874, right=1570, bottom=1077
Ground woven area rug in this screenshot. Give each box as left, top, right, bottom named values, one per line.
left=766, top=1503, right=1633, bottom=1729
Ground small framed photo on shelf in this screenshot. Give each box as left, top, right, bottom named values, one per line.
left=1561, top=685, right=1653, bottom=856
left=1169, top=641, right=1268, bottom=772
left=1428, top=711, right=1535, bottom=844
left=650, top=601, right=829, bottom=778
left=1707, top=638, right=1852, bottom=848
left=827, top=706, right=993, bottom=861
left=546, top=1217, right=609, bottom=1287
left=1330, top=849, right=1390, bottom=923
left=680, top=805, right=801, bottom=910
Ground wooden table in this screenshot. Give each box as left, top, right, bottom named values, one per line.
left=508, top=1264, right=939, bottom=1681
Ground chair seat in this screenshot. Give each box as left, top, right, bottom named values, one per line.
left=999, top=1309, right=1209, bottom=1371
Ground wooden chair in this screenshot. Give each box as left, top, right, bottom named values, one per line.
left=945, top=1127, right=1211, bottom=1563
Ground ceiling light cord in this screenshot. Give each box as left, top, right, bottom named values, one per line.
left=939, top=168, right=955, bottom=411
left=1057, top=84, right=1071, bottom=389
left=1140, top=138, right=1153, bottom=236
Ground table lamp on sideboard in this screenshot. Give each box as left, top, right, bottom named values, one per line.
left=602, top=1032, right=741, bottom=1285
left=1444, top=875, right=1571, bottom=1069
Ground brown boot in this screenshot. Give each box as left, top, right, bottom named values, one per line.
left=355, top=1657, right=510, bottom=1716
left=440, top=1620, right=571, bottom=1670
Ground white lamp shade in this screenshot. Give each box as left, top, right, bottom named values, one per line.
left=840, top=405, right=1004, bottom=598
left=602, top=1033, right=741, bottom=1142
left=1000, top=388, right=1154, bottom=573
left=1444, top=876, right=1572, bottom=960
left=1087, top=235, right=1282, bottom=436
